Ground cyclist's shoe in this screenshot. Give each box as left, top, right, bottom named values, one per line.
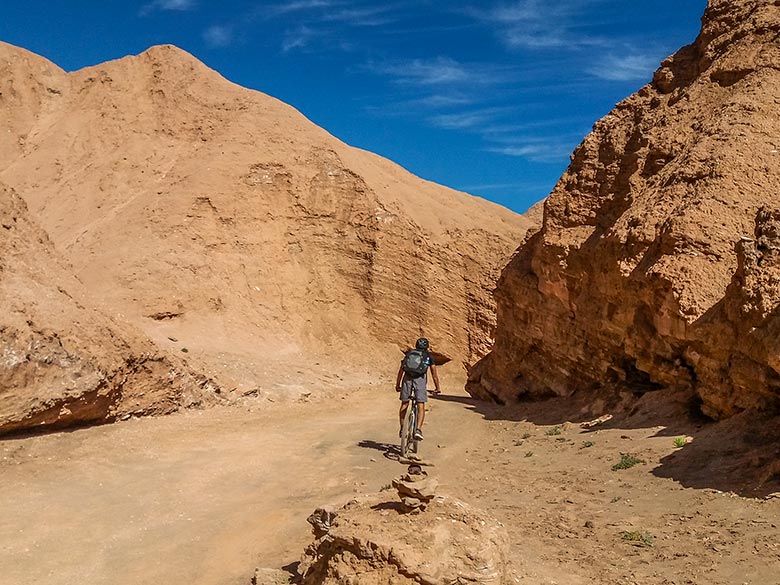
left=414, top=428, right=424, bottom=441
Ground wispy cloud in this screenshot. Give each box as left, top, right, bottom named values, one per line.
left=321, top=5, right=399, bottom=26
left=588, top=53, right=659, bottom=81
left=461, top=180, right=552, bottom=194
left=140, top=0, right=196, bottom=16
left=428, top=107, right=515, bottom=130
left=486, top=137, right=578, bottom=163
left=282, top=26, right=318, bottom=52
left=369, top=56, right=511, bottom=87
left=364, top=93, right=476, bottom=117
left=245, top=1, right=400, bottom=53
left=363, top=55, right=527, bottom=150
left=260, top=0, right=343, bottom=19
left=471, top=0, right=607, bottom=50
left=203, top=24, right=233, bottom=47
left=414, top=94, right=476, bottom=108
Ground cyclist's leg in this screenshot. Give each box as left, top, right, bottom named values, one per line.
left=399, top=376, right=413, bottom=427
left=399, top=401, right=409, bottom=427
left=414, top=377, right=428, bottom=429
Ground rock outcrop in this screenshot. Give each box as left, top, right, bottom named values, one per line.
left=296, top=493, right=511, bottom=585
left=0, top=182, right=220, bottom=435
left=467, top=0, right=780, bottom=419
left=0, top=42, right=530, bottom=396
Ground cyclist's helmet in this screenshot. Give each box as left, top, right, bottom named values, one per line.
left=415, top=337, right=430, bottom=350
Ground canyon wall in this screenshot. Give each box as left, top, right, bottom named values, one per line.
left=468, top=0, right=780, bottom=420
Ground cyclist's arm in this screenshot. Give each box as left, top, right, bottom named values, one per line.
left=395, top=365, right=404, bottom=391
left=429, top=364, right=441, bottom=393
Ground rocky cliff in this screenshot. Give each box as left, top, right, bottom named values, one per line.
left=0, top=42, right=530, bottom=421
left=468, top=0, right=780, bottom=420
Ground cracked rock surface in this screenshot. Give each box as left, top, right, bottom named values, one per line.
left=297, top=494, right=511, bottom=585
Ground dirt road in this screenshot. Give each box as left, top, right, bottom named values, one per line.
left=2, top=386, right=780, bottom=585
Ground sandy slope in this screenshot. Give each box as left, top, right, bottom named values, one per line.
left=0, top=42, right=530, bottom=385
left=2, top=388, right=779, bottom=585
left=0, top=40, right=531, bottom=434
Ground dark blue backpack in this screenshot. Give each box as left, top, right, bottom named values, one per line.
left=402, top=349, right=429, bottom=378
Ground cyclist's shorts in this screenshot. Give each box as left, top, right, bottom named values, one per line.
left=400, top=374, right=428, bottom=403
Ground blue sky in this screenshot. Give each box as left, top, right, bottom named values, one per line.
left=1, top=1, right=707, bottom=213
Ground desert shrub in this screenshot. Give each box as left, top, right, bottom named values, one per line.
left=611, top=453, right=643, bottom=471
left=621, top=530, right=654, bottom=547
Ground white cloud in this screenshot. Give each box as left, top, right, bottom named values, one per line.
left=282, top=26, right=317, bottom=52
left=415, top=94, right=476, bottom=108
left=158, top=0, right=194, bottom=9
left=486, top=136, right=578, bottom=162
left=461, top=180, right=551, bottom=193
left=322, top=5, right=398, bottom=26
left=262, top=0, right=341, bottom=19
left=370, top=57, right=509, bottom=87
left=429, top=107, right=515, bottom=130
left=389, top=57, right=469, bottom=85
left=588, top=53, right=659, bottom=81
left=472, top=0, right=607, bottom=50
left=203, top=25, right=233, bottom=47
left=140, top=0, right=196, bottom=15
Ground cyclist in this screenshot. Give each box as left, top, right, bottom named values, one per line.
left=396, top=337, right=441, bottom=441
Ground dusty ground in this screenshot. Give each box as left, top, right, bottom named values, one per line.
left=2, top=385, right=779, bottom=585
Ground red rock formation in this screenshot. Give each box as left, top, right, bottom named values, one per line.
left=468, top=0, right=780, bottom=419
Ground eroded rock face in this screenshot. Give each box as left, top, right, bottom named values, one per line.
left=468, top=0, right=780, bottom=419
left=297, top=495, right=511, bottom=585
left=0, top=182, right=221, bottom=435
left=0, top=42, right=530, bottom=395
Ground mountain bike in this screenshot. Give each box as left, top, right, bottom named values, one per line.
left=400, top=394, right=420, bottom=458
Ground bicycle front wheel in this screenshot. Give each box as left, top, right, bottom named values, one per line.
left=400, top=401, right=416, bottom=458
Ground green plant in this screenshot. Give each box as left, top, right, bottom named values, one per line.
left=545, top=426, right=562, bottom=436
left=521, top=433, right=532, bottom=440
left=525, top=451, right=534, bottom=458
left=621, top=530, right=654, bottom=547
left=673, top=437, right=687, bottom=448
left=379, top=483, right=392, bottom=492
left=581, top=441, right=595, bottom=449
left=513, top=440, right=524, bottom=447
left=610, top=496, right=622, bottom=503
left=611, top=453, right=643, bottom=471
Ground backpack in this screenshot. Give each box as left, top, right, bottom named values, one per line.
left=402, top=349, right=429, bottom=378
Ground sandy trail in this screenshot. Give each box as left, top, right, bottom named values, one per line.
left=2, top=386, right=780, bottom=585
left=0, top=387, right=455, bottom=585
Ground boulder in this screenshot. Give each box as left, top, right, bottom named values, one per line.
left=0, top=182, right=221, bottom=435
left=297, top=494, right=510, bottom=585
